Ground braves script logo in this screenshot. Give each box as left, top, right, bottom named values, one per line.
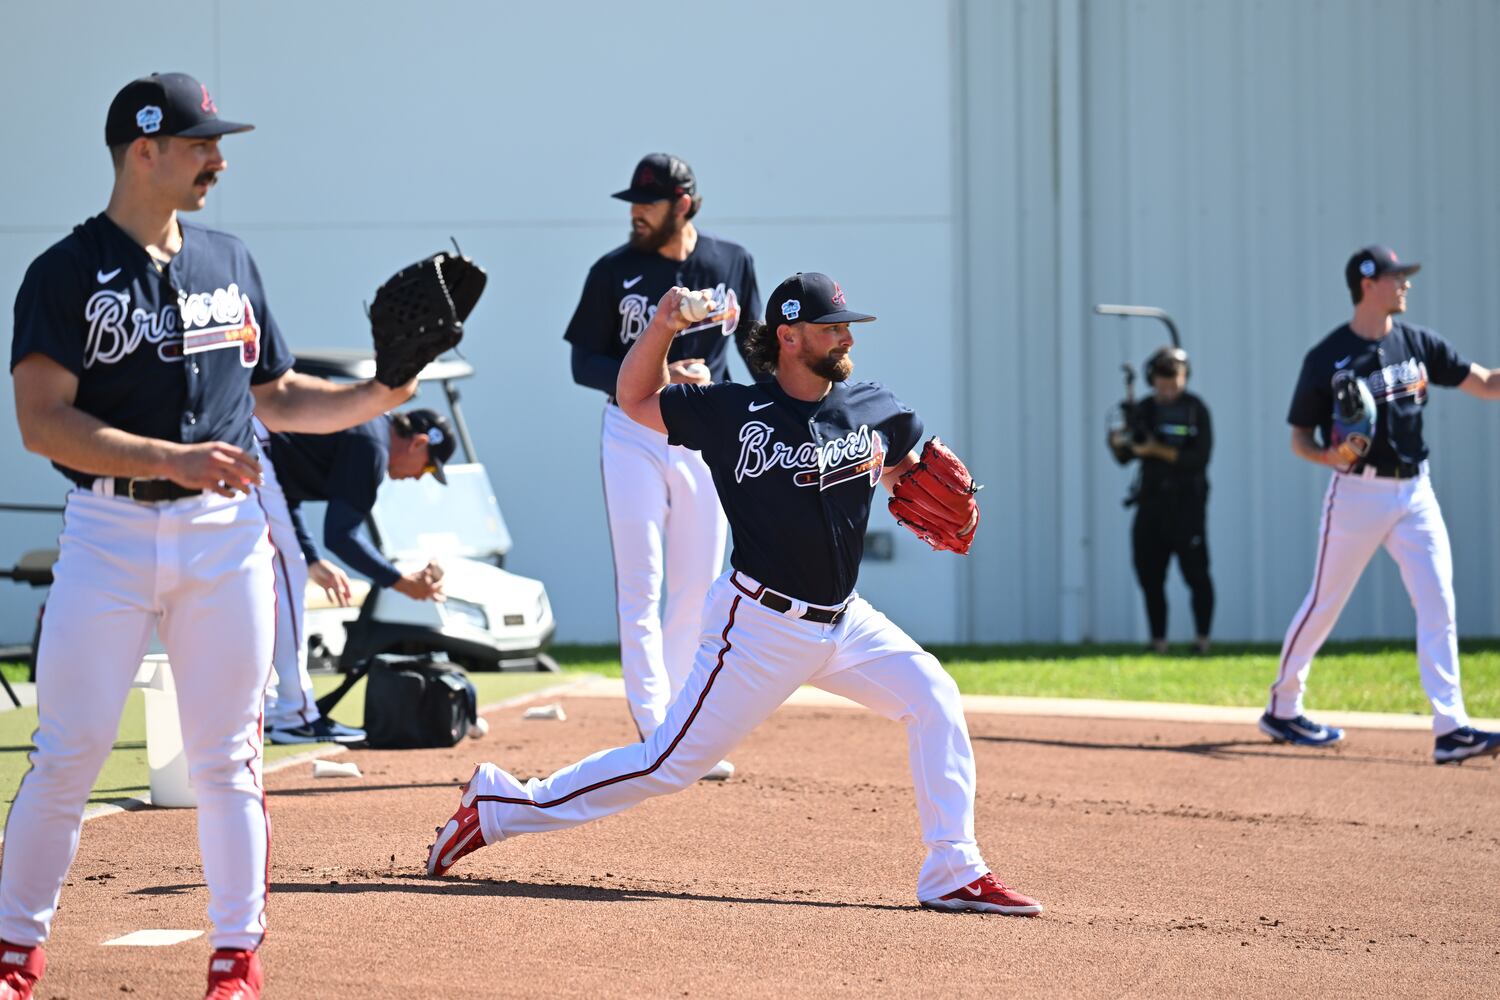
left=618, top=284, right=742, bottom=345
left=1361, top=358, right=1428, bottom=405
left=84, top=284, right=261, bottom=369
left=735, top=422, right=886, bottom=490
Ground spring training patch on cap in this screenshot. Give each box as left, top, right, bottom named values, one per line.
left=136, top=106, right=163, bottom=133
left=781, top=299, right=801, bottom=320
left=1360, top=259, right=1376, bottom=277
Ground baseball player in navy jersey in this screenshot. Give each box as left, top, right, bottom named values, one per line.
left=429, top=273, right=1042, bottom=916
left=565, top=154, right=760, bottom=780
left=1262, top=245, right=1500, bottom=764
left=255, top=408, right=454, bottom=745
left=0, top=73, right=417, bottom=1000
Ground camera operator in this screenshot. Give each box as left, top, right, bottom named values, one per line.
left=1108, top=346, right=1214, bottom=654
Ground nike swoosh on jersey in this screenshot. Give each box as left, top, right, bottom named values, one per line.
left=1334, top=355, right=1353, bottom=369
left=623, top=275, right=644, bottom=289
left=748, top=401, right=774, bottom=412
left=97, top=267, right=122, bottom=284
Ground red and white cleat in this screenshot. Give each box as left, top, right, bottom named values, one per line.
left=920, top=873, right=1043, bottom=916
left=427, top=764, right=490, bottom=876
left=0, top=942, right=44, bottom=1000
left=204, top=948, right=261, bottom=1000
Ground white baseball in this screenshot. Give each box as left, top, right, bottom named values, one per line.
left=467, top=717, right=489, bottom=739
left=681, top=362, right=710, bottom=380
left=679, top=290, right=714, bottom=322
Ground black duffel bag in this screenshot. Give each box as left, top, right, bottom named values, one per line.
left=362, top=654, right=478, bottom=749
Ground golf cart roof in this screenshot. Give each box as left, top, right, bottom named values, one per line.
left=293, top=349, right=474, bottom=382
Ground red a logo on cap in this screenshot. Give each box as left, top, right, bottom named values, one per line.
left=831, top=282, right=846, bottom=307
left=638, top=167, right=656, bottom=186
left=200, top=85, right=217, bottom=114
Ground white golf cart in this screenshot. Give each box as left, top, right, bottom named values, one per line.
left=294, top=350, right=558, bottom=675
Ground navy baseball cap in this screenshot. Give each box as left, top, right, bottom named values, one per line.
left=402, top=408, right=457, bottom=485
left=765, top=273, right=876, bottom=328
left=105, top=72, right=254, bottom=146
left=612, top=153, right=696, bottom=203
left=1345, top=245, right=1421, bottom=295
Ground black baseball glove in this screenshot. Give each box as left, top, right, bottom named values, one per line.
left=369, top=252, right=488, bottom=387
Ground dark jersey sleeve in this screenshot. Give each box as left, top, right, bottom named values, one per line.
left=287, top=500, right=320, bottom=564
left=1176, top=396, right=1212, bottom=473
left=732, top=252, right=762, bottom=374
left=1286, top=349, right=1332, bottom=428
left=245, top=254, right=294, bottom=385
left=883, top=392, right=924, bottom=463
left=563, top=261, right=617, bottom=354
left=1415, top=327, right=1470, bottom=387
left=11, top=248, right=86, bottom=375
left=323, top=500, right=401, bottom=587
left=658, top=383, right=725, bottom=454
left=570, top=343, right=623, bottom=396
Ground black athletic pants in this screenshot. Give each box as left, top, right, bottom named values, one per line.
left=1131, top=494, right=1214, bottom=641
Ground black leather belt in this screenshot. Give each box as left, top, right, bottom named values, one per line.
left=108, top=478, right=203, bottom=502
left=731, top=573, right=847, bottom=624
left=1365, top=461, right=1421, bottom=480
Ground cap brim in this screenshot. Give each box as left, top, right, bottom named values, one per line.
left=611, top=187, right=672, bottom=203
left=1389, top=262, right=1422, bottom=276
left=176, top=120, right=255, bottom=138
left=806, top=310, right=877, bottom=324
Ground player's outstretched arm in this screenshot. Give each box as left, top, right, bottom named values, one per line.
left=14, top=353, right=262, bottom=496
left=616, top=286, right=694, bottom=434
left=252, top=369, right=416, bottom=435
left=1459, top=363, right=1500, bottom=400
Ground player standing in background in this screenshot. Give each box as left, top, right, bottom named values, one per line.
left=1, top=72, right=416, bottom=1000
left=1262, top=245, right=1500, bottom=763
left=255, top=408, right=453, bottom=744
left=429, top=274, right=1042, bottom=917
left=1109, top=346, right=1214, bottom=654
left=564, top=154, right=760, bottom=780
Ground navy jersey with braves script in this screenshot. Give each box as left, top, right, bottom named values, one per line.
left=564, top=232, right=760, bottom=389
left=266, top=417, right=400, bottom=587
left=1287, top=321, right=1469, bottom=467
left=659, top=379, right=922, bottom=605
left=11, top=213, right=293, bottom=484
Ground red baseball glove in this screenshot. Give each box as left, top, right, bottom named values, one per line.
left=888, top=437, right=981, bottom=555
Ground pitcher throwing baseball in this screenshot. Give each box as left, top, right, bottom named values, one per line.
left=429, top=273, right=1041, bottom=915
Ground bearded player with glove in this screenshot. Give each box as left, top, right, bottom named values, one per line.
left=428, top=272, right=1042, bottom=917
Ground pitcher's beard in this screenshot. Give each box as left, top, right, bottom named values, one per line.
left=811, top=353, right=853, bottom=382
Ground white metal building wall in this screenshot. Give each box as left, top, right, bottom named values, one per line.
left=0, top=1, right=1495, bottom=646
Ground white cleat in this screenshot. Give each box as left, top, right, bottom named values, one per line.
left=701, top=759, right=735, bottom=782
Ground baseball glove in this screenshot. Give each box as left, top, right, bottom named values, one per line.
left=889, top=437, right=981, bottom=555
left=1330, top=373, right=1376, bottom=468
left=369, top=252, right=487, bottom=388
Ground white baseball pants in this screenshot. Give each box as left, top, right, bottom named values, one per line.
left=0, top=486, right=276, bottom=951
left=471, top=570, right=991, bottom=901
left=599, top=402, right=728, bottom=737
left=1269, top=466, right=1469, bottom=734
left=252, top=424, right=318, bottom=731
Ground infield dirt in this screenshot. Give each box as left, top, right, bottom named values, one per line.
left=18, top=689, right=1500, bottom=998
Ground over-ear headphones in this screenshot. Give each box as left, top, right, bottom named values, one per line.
left=1144, top=345, right=1190, bottom=381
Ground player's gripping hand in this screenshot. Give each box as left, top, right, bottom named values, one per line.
left=651, top=287, right=694, bottom=336
left=668, top=357, right=712, bottom=385
left=164, top=441, right=264, bottom=497
left=309, top=560, right=353, bottom=608
left=393, top=565, right=445, bottom=603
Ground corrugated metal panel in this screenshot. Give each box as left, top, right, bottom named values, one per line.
left=1076, top=0, right=1500, bottom=642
